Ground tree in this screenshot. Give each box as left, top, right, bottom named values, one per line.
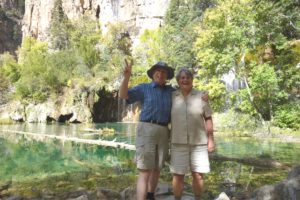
left=69, top=17, right=101, bottom=74
left=162, top=0, right=215, bottom=69
left=194, top=0, right=300, bottom=126
left=91, top=22, right=134, bottom=84
left=16, top=37, right=78, bottom=102
left=0, top=52, right=20, bottom=83
left=49, top=0, right=71, bottom=50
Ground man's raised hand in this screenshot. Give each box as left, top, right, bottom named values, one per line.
left=123, top=58, right=133, bottom=78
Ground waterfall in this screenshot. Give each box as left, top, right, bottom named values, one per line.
left=117, top=98, right=127, bottom=122
left=117, top=98, right=139, bottom=122
left=221, top=70, right=246, bottom=91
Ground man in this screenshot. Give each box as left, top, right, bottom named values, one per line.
left=119, top=60, right=208, bottom=200
left=119, top=60, right=173, bottom=200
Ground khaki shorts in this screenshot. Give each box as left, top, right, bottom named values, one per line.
left=170, top=144, right=210, bottom=175
left=135, top=122, right=170, bottom=170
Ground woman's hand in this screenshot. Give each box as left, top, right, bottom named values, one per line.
left=206, top=118, right=214, bottom=153
left=201, top=91, right=209, bottom=102
left=207, top=135, right=215, bottom=153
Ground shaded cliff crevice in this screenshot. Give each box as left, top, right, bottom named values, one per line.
left=28, top=4, right=33, bottom=35
left=92, top=88, right=118, bottom=123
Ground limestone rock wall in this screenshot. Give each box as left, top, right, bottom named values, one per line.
left=0, top=86, right=119, bottom=123
left=22, top=0, right=169, bottom=43
left=0, top=0, right=24, bottom=54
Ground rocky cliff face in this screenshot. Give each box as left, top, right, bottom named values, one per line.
left=0, top=86, right=121, bottom=123
left=1, top=0, right=168, bottom=123
left=22, top=0, right=169, bottom=44
left=0, top=0, right=24, bottom=54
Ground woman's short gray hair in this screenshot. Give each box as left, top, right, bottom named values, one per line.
left=175, top=67, right=194, bottom=81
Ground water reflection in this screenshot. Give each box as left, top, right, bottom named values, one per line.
left=216, top=137, right=300, bottom=164
left=0, top=123, right=136, bottom=183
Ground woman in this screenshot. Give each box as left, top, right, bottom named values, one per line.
left=170, top=68, right=214, bottom=200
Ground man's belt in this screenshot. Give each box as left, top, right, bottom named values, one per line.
left=140, top=120, right=168, bottom=126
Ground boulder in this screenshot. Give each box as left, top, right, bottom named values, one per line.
left=247, top=165, right=300, bottom=200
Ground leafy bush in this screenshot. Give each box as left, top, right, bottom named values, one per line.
left=0, top=52, right=20, bottom=82
left=0, top=71, right=9, bottom=93
left=194, top=76, right=227, bottom=112
left=273, top=102, right=300, bottom=130
left=15, top=37, right=68, bottom=102
left=215, top=110, right=258, bottom=135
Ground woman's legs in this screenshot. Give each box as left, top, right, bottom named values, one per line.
left=172, top=173, right=185, bottom=200
left=191, top=172, right=204, bottom=200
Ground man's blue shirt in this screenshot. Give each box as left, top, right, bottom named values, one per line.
left=127, top=82, right=175, bottom=124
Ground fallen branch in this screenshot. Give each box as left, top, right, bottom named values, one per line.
left=2, top=130, right=136, bottom=151
left=209, top=154, right=291, bottom=170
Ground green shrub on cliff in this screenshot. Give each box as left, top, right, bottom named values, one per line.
left=0, top=71, right=9, bottom=94
left=16, top=37, right=76, bottom=102
left=0, top=52, right=20, bottom=83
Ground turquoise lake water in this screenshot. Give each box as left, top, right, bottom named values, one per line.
left=0, top=123, right=299, bottom=184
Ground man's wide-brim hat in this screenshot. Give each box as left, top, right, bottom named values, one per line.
left=147, top=61, right=174, bottom=80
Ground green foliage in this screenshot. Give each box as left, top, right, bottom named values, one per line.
left=273, top=102, right=300, bottom=130
left=134, top=0, right=215, bottom=80
left=129, top=74, right=150, bottom=88
left=215, top=110, right=259, bottom=134
left=253, top=0, right=300, bottom=42
left=194, top=0, right=256, bottom=76
left=0, top=52, right=20, bottom=82
left=45, top=49, right=81, bottom=87
left=165, top=0, right=215, bottom=28
left=231, top=89, right=257, bottom=116
left=134, top=29, right=167, bottom=69
left=49, top=0, right=72, bottom=50
left=0, top=71, right=9, bottom=93
left=275, top=41, right=300, bottom=99
left=16, top=37, right=78, bottom=102
left=193, top=0, right=300, bottom=124
left=96, top=23, right=133, bottom=82
left=162, top=0, right=215, bottom=69
left=69, top=17, right=101, bottom=72
left=194, top=76, right=226, bottom=111
left=8, top=17, right=135, bottom=102
left=248, top=63, right=281, bottom=120
left=0, top=53, right=18, bottom=100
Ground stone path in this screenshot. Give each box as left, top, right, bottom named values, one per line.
left=156, top=195, right=194, bottom=200
left=154, top=183, right=194, bottom=200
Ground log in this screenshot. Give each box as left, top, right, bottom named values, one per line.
left=2, top=130, right=136, bottom=151
left=209, top=154, right=291, bottom=170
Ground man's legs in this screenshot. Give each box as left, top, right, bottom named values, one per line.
left=172, top=173, right=185, bottom=200
left=191, top=172, right=204, bottom=200
left=148, top=169, right=160, bottom=193
left=136, top=169, right=160, bottom=200
left=136, top=123, right=169, bottom=199
left=137, top=169, right=151, bottom=200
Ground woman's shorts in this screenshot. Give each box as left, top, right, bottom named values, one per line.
left=170, top=144, right=210, bottom=175
left=135, top=122, right=170, bottom=170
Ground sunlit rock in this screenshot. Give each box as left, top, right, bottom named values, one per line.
left=22, top=0, right=169, bottom=46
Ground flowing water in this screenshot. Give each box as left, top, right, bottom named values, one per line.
left=0, top=123, right=299, bottom=198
